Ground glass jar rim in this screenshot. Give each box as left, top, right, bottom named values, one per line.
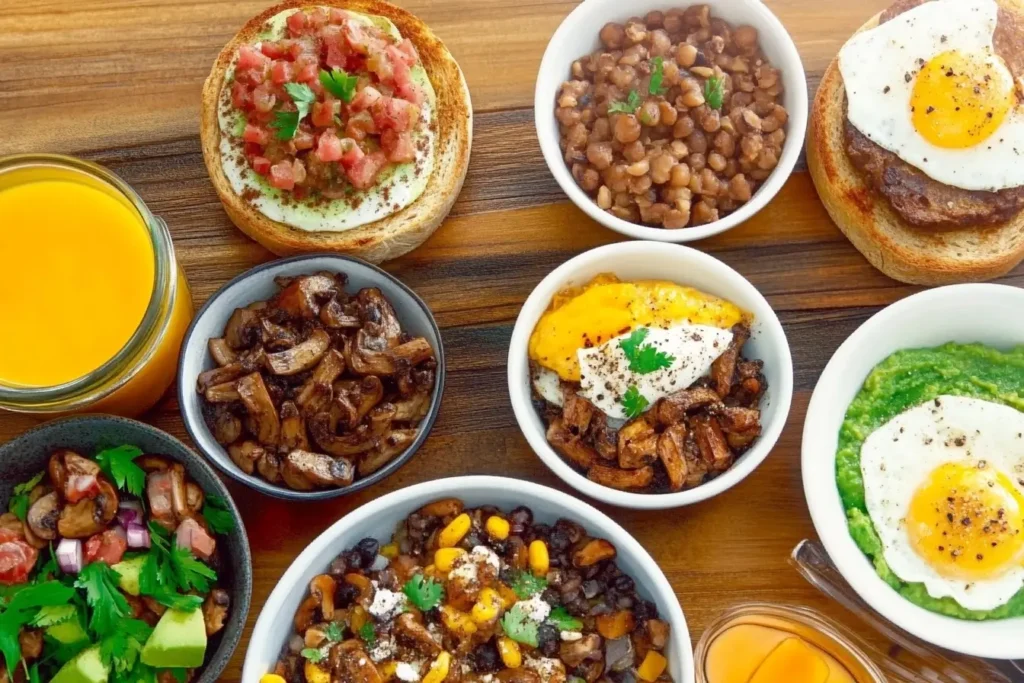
left=0, top=153, right=176, bottom=407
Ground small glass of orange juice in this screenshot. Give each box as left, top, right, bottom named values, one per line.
left=0, top=154, right=193, bottom=417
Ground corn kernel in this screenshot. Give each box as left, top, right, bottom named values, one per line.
left=528, top=540, right=549, bottom=577
left=497, top=637, right=522, bottom=669
left=637, top=651, right=667, bottom=682
left=380, top=662, right=399, bottom=680
left=438, top=513, right=471, bottom=548
left=434, top=547, right=467, bottom=572
left=350, top=605, right=369, bottom=632
left=485, top=515, right=510, bottom=540
left=305, top=661, right=331, bottom=683
left=380, top=543, right=399, bottom=559
left=260, top=676, right=287, bottom=683
left=497, top=582, right=518, bottom=608
left=471, top=587, right=503, bottom=625
left=423, top=651, right=452, bottom=683
left=441, top=605, right=478, bottom=637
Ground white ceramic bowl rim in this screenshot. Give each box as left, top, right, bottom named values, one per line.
left=242, top=475, right=695, bottom=682
left=534, top=0, right=809, bottom=243
left=802, top=283, right=1024, bottom=659
left=508, top=241, right=793, bottom=509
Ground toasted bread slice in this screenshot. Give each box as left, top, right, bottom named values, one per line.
left=807, top=2, right=1024, bottom=286
left=200, top=0, right=472, bottom=263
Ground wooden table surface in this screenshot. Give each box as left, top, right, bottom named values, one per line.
left=4, top=0, right=1024, bottom=680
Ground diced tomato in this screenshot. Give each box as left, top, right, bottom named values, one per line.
left=292, top=158, right=307, bottom=185
left=0, top=539, right=36, bottom=586
left=289, top=37, right=318, bottom=60
left=84, top=529, right=128, bottom=567
left=175, top=519, right=217, bottom=561
left=346, top=110, right=377, bottom=140
left=252, top=84, right=277, bottom=113
left=260, top=40, right=289, bottom=60
left=325, top=39, right=348, bottom=70
left=269, top=161, right=296, bottom=190
left=381, top=129, right=416, bottom=163
left=338, top=137, right=365, bottom=169
left=372, top=97, right=419, bottom=133
left=311, top=99, right=339, bottom=128
left=251, top=156, right=272, bottom=175
left=235, top=66, right=266, bottom=87
left=243, top=123, right=270, bottom=146
left=343, top=21, right=384, bottom=56
left=396, top=80, right=427, bottom=106
left=316, top=129, right=344, bottom=162
left=295, top=62, right=318, bottom=84
left=329, top=8, right=349, bottom=23
left=346, top=151, right=387, bottom=190
left=237, top=44, right=269, bottom=71
left=367, top=50, right=395, bottom=82
left=293, top=129, right=315, bottom=151
left=231, top=81, right=252, bottom=110
left=307, top=7, right=328, bottom=29
left=270, top=60, right=294, bottom=85
left=286, top=10, right=308, bottom=36
left=65, top=474, right=100, bottom=504
left=349, top=85, right=382, bottom=113
left=395, top=39, right=419, bottom=67
left=0, top=530, right=20, bottom=544
left=147, top=471, right=176, bottom=530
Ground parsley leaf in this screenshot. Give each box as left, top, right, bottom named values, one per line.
left=271, top=83, right=316, bottom=140
left=201, top=495, right=235, bottom=535
left=324, top=621, right=344, bottom=642
left=358, top=621, right=376, bottom=647
left=546, top=606, right=583, bottom=631
left=319, top=68, right=359, bottom=102
left=301, top=647, right=325, bottom=663
left=95, top=445, right=146, bottom=497
left=508, top=571, right=547, bottom=599
left=148, top=591, right=203, bottom=613
left=618, top=328, right=674, bottom=374
left=402, top=574, right=443, bottom=611
left=169, top=668, right=189, bottom=683
left=621, top=385, right=650, bottom=419
left=499, top=604, right=538, bottom=647
left=75, top=563, right=130, bottom=638
left=608, top=90, right=642, bottom=115
left=0, top=611, right=26, bottom=675
left=648, top=56, right=667, bottom=96
left=0, top=581, right=76, bottom=673
left=99, top=618, right=153, bottom=676
left=9, top=471, right=45, bottom=521
left=704, top=75, right=724, bottom=110
left=142, top=522, right=217, bottom=597
left=29, top=604, right=76, bottom=628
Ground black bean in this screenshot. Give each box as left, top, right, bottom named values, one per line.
left=328, top=557, right=348, bottom=577
left=532, top=523, right=552, bottom=541
left=612, top=575, right=634, bottom=592
left=537, top=623, right=560, bottom=656
left=549, top=528, right=571, bottom=553
left=334, top=582, right=360, bottom=608
left=541, top=588, right=562, bottom=606
left=634, top=599, right=657, bottom=622
left=582, top=579, right=603, bottom=599
left=345, top=550, right=364, bottom=570
left=470, top=642, right=502, bottom=672
left=509, top=506, right=533, bottom=534
left=357, top=538, right=380, bottom=565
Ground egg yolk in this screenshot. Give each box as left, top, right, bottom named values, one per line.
left=910, top=49, right=1014, bottom=149
left=906, top=461, right=1024, bottom=580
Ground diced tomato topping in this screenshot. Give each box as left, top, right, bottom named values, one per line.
left=396, top=80, right=427, bottom=106
left=307, top=7, right=329, bottom=29
left=338, top=137, right=365, bottom=169
left=292, top=158, right=307, bottom=185
left=176, top=519, right=217, bottom=561
left=231, top=81, right=252, bottom=110
left=347, top=151, right=387, bottom=190
left=311, top=99, right=339, bottom=128
left=289, top=37, right=318, bottom=60
left=395, top=39, right=419, bottom=67
left=0, top=529, right=21, bottom=544
left=0, top=539, right=36, bottom=586
left=65, top=474, right=101, bottom=504
left=315, top=129, right=344, bottom=162
left=346, top=110, right=377, bottom=141
left=286, top=10, right=308, bottom=35
left=84, top=529, right=128, bottom=567
left=243, top=123, right=270, bottom=145
left=367, top=50, right=395, bottom=82
left=381, top=129, right=417, bottom=163
left=269, top=161, right=296, bottom=190
left=324, top=39, right=348, bottom=70
left=252, top=156, right=272, bottom=175
left=372, top=96, right=419, bottom=133
left=237, top=44, right=269, bottom=71
left=329, top=8, right=349, bottom=23
left=295, top=62, right=318, bottom=84
left=235, top=67, right=267, bottom=87
left=252, top=83, right=277, bottom=113
left=344, top=21, right=384, bottom=56
left=270, top=60, right=294, bottom=85
left=260, top=40, right=289, bottom=60
left=293, top=129, right=315, bottom=151
left=349, top=85, right=382, bottom=113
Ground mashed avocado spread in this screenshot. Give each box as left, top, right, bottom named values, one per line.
left=838, top=342, right=1024, bottom=620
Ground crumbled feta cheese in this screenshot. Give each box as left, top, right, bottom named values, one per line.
left=479, top=676, right=495, bottom=683
left=359, top=658, right=367, bottom=666
left=518, top=594, right=551, bottom=622
left=369, top=635, right=397, bottom=662
left=369, top=587, right=407, bottom=621
left=524, top=656, right=565, bottom=682
left=449, top=557, right=479, bottom=583
left=395, top=662, right=421, bottom=682
left=469, top=545, right=500, bottom=569
left=560, top=630, right=582, bottom=641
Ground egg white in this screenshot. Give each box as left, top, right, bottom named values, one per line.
left=861, top=395, right=1024, bottom=610
left=838, top=0, right=1024, bottom=192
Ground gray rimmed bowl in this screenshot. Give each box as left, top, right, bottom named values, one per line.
left=0, top=415, right=251, bottom=683
left=177, top=253, right=446, bottom=501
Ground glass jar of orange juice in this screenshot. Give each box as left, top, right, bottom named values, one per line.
left=0, top=154, right=193, bottom=417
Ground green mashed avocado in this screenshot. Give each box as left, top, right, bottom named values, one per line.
left=837, top=342, right=1024, bottom=620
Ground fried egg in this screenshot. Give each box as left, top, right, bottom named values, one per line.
left=838, top=0, right=1024, bottom=191
left=861, top=395, right=1024, bottom=610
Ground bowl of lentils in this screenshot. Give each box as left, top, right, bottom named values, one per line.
left=535, top=0, right=807, bottom=241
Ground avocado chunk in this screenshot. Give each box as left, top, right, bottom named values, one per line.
left=47, top=616, right=90, bottom=646
left=51, top=646, right=109, bottom=683
left=140, top=607, right=208, bottom=669
left=112, top=556, right=147, bottom=596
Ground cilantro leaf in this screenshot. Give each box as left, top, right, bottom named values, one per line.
left=508, top=571, right=547, bottom=599
left=324, top=621, right=343, bottom=642
left=9, top=471, right=45, bottom=521
left=319, top=68, right=359, bottom=102
left=618, top=327, right=674, bottom=374
left=99, top=618, right=153, bottom=675
left=201, top=495, right=235, bottom=535
left=648, top=56, right=666, bottom=96
left=402, top=574, right=443, bottom=611
left=42, top=632, right=89, bottom=668
left=29, top=604, right=76, bottom=628
left=171, top=545, right=217, bottom=593
left=358, top=621, right=376, bottom=647
left=302, top=647, right=325, bottom=663
left=547, top=606, right=583, bottom=631
left=148, top=591, right=203, bottom=613
left=95, top=445, right=146, bottom=497
left=169, top=668, right=189, bottom=683
left=4, top=580, right=76, bottom=612
left=499, top=604, right=538, bottom=647
left=142, top=522, right=217, bottom=597
left=608, top=90, right=641, bottom=115
left=704, top=75, right=724, bottom=110
left=271, top=83, right=316, bottom=140
left=621, top=385, right=650, bottom=419
left=618, top=328, right=649, bottom=359
left=0, top=610, right=27, bottom=675
left=75, top=562, right=130, bottom=638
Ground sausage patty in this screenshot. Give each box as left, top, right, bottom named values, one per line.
left=843, top=0, right=1024, bottom=228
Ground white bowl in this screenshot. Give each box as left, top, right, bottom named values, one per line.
left=802, top=284, right=1024, bottom=659
left=241, top=475, right=695, bottom=683
left=535, top=0, right=808, bottom=242
left=507, top=241, right=793, bottom=509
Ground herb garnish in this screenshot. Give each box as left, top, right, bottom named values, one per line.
left=402, top=574, right=444, bottom=611
left=703, top=75, right=724, bottom=110
left=618, top=328, right=675, bottom=374
left=546, top=606, right=583, bottom=631
left=358, top=621, right=376, bottom=647
left=648, top=56, right=667, bottom=96
left=499, top=604, right=538, bottom=647
left=99, top=618, right=153, bottom=678
left=319, top=68, right=359, bottom=102
left=271, top=82, right=317, bottom=140
left=508, top=570, right=547, bottom=599
left=621, top=385, right=650, bottom=419
left=301, top=647, right=325, bottom=663
left=95, top=445, right=146, bottom=497
left=324, top=621, right=344, bottom=642
left=9, top=472, right=45, bottom=521
left=139, top=522, right=216, bottom=603
left=201, top=495, right=235, bottom=535
left=75, top=563, right=131, bottom=637
left=0, top=581, right=76, bottom=674
left=608, top=90, right=642, bottom=115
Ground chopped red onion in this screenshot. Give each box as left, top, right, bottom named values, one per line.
left=56, top=538, right=82, bottom=574
left=117, top=500, right=144, bottom=526
left=126, top=523, right=150, bottom=549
